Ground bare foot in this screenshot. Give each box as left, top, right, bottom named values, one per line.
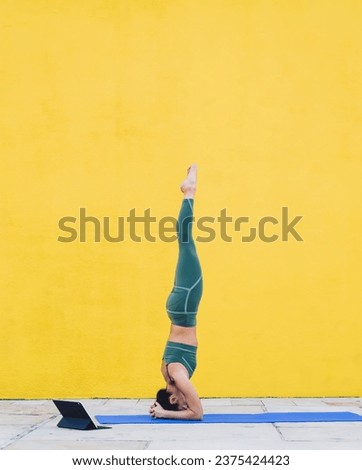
left=180, top=164, right=197, bottom=198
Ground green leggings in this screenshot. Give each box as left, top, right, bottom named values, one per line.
left=165, top=198, right=203, bottom=327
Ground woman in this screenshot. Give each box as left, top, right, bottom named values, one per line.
left=149, top=164, right=203, bottom=420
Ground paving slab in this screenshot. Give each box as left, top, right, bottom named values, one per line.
left=0, top=400, right=55, bottom=415
left=229, top=399, right=264, bottom=406
left=0, top=414, right=53, bottom=426
left=0, top=425, right=32, bottom=448
left=201, top=405, right=265, bottom=414
left=5, top=439, right=149, bottom=450
left=261, top=399, right=298, bottom=408
left=1, top=398, right=362, bottom=450
left=196, top=398, right=232, bottom=407
left=276, top=422, right=362, bottom=442
left=148, top=438, right=282, bottom=450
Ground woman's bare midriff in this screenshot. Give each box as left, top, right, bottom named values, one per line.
left=168, top=324, right=198, bottom=346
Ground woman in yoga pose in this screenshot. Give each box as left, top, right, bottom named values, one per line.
left=149, top=164, right=203, bottom=420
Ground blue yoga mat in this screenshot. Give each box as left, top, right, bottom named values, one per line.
left=96, top=412, right=362, bottom=425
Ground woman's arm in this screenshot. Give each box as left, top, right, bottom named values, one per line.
left=151, top=370, right=203, bottom=420
left=152, top=402, right=202, bottom=420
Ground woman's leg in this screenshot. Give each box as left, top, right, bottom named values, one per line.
left=174, top=197, right=202, bottom=293
left=166, top=166, right=203, bottom=321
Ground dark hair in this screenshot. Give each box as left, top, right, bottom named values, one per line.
left=156, top=388, right=179, bottom=411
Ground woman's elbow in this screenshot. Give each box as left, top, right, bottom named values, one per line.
left=190, top=410, right=203, bottom=421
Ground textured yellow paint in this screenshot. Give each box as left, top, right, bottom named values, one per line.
left=1, top=1, right=361, bottom=398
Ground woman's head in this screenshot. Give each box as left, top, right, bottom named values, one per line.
left=156, top=388, right=179, bottom=411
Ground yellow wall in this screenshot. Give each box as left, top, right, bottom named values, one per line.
left=1, top=0, right=361, bottom=398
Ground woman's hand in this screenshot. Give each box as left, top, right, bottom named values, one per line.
left=149, top=401, right=165, bottom=419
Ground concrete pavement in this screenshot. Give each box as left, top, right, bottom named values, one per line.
left=1, top=398, right=362, bottom=450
